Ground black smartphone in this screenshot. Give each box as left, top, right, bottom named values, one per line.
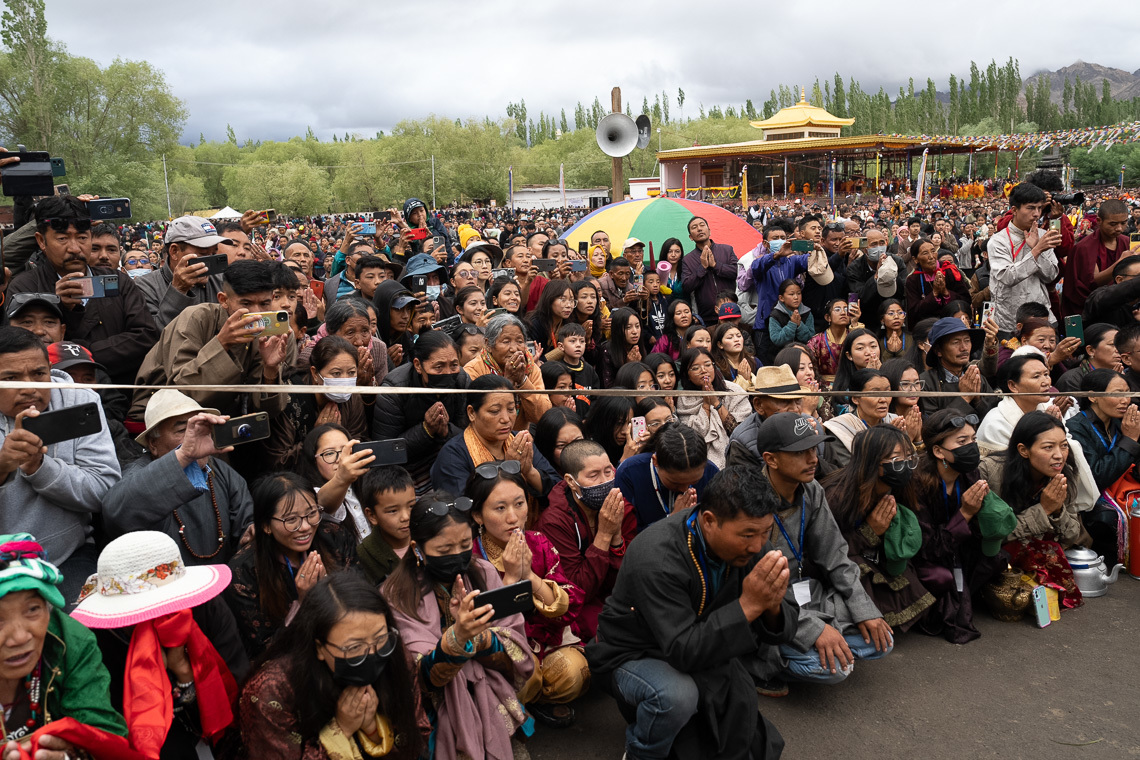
left=1, top=151, right=54, bottom=196
left=532, top=257, right=557, bottom=273
left=23, top=402, right=102, bottom=446
left=476, top=579, right=534, bottom=621
left=577, top=241, right=588, bottom=255
left=410, top=275, right=427, bottom=291
left=434, top=314, right=462, bottom=332
left=212, top=412, right=270, bottom=447
left=194, top=253, right=229, bottom=276
left=351, top=439, right=408, bottom=467
left=75, top=274, right=120, bottom=298
left=87, top=198, right=131, bottom=220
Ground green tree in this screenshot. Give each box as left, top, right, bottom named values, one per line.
left=223, top=156, right=332, bottom=215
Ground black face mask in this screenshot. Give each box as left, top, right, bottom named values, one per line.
left=422, top=550, right=472, bottom=583
left=425, top=371, right=460, bottom=389
left=331, top=650, right=390, bottom=687
left=880, top=466, right=913, bottom=492
left=943, top=442, right=981, bottom=473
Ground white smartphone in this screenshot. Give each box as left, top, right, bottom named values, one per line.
left=631, top=416, right=647, bottom=439
left=982, top=301, right=995, bottom=324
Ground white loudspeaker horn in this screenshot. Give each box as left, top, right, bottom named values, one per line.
left=635, top=114, right=652, bottom=149
left=596, top=113, right=639, bottom=157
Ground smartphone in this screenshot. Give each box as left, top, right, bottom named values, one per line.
left=434, top=314, right=462, bottom=332
left=410, top=275, right=427, bottom=292
left=847, top=292, right=859, bottom=306
left=23, top=402, right=102, bottom=446
left=855, top=237, right=868, bottom=249
left=1130, top=233, right=1140, bottom=252
left=252, top=209, right=277, bottom=225
left=569, top=260, right=588, bottom=272
left=631, top=416, right=647, bottom=439
left=790, top=240, right=813, bottom=253
left=475, top=579, right=534, bottom=621
left=194, top=253, right=229, bottom=277
left=981, top=301, right=996, bottom=324
left=53, top=183, right=70, bottom=196
left=1064, top=314, right=1084, bottom=343
left=1049, top=218, right=1062, bottom=231
left=407, top=227, right=429, bottom=241
left=212, top=412, right=270, bottom=448
left=431, top=234, right=447, bottom=250
left=309, top=280, right=324, bottom=299
left=87, top=198, right=131, bottom=220
left=484, top=307, right=509, bottom=319
left=247, top=310, right=290, bottom=336
left=532, top=257, right=557, bottom=274
left=351, top=439, right=408, bottom=468
left=527, top=340, right=542, bottom=358
left=357, top=221, right=377, bottom=236
left=491, top=268, right=515, bottom=281
left=50, top=157, right=66, bottom=177
left=1, top=150, right=54, bottom=196
left=1032, top=585, right=1051, bottom=628
left=578, top=241, right=588, bottom=255
left=75, top=274, right=120, bottom=298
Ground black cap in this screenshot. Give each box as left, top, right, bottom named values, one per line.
left=755, top=412, right=833, bottom=455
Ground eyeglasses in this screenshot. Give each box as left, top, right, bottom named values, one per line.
left=474, top=460, right=522, bottom=479
left=646, top=415, right=678, bottom=431
left=124, top=257, right=149, bottom=266
left=317, top=449, right=341, bottom=464
left=44, top=218, right=92, bottom=234
left=324, top=628, right=400, bottom=665
left=899, top=381, right=926, bottom=391
left=883, top=310, right=906, bottom=318
left=272, top=507, right=321, bottom=532
left=882, top=456, right=918, bottom=472
left=454, top=269, right=478, bottom=280
left=949, top=414, right=979, bottom=429
left=423, top=497, right=473, bottom=517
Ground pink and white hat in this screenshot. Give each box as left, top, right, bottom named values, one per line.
left=71, top=531, right=231, bottom=629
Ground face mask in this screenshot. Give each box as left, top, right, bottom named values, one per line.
left=867, top=245, right=887, bottom=263
left=768, top=239, right=786, bottom=254
left=330, top=649, right=390, bottom=687
left=319, top=375, right=356, bottom=403
left=942, top=442, right=980, bottom=473
left=571, top=477, right=615, bottom=510
left=422, top=550, right=472, bottom=584
left=125, top=268, right=150, bottom=279
left=880, top=466, right=913, bottom=491
left=425, top=371, right=460, bottom=389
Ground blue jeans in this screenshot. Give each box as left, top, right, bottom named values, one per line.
left=611, top=658, right=699, bottom=760
left=780, top=631, right=892, bottom=684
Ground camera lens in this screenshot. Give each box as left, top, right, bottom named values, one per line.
left=237, top=424, right=252, bottom=439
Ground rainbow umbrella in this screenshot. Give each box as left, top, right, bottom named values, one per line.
left=562, top=197, right=762, bottom=265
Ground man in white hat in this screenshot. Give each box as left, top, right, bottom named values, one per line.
left=103, top=389, right=253, bottom=566
left=134, top=215, right=239, bottom=328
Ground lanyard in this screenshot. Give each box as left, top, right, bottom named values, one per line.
left=1081, top=411, right=1118, bottom=452
left=1005, top=226, right=1029, bottom=260
left=650, top=461, right=675, bottom=516
left=773, top=505, right=806, bottom=577
left=940, top=479, right=962, bottom=523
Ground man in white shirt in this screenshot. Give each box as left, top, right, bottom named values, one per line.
left=986, top=183, right=1062, bottom=334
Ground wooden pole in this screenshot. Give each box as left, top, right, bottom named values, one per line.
left=611, top=87, right=623, bottom=205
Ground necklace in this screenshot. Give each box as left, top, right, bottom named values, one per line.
left=173, top=472, right=226, bottom=560
left=2, top=659, right=42, bottom=734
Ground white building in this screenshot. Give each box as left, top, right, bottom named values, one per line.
left=511, top=185, right=610, bottom=210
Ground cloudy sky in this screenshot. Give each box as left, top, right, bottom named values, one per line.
left=44, top=0, right=1140, bottom=144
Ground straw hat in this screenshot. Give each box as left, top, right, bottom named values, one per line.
left=136, top=389, right=219, bottom=447
left=71, top=531, right=231, bottom=629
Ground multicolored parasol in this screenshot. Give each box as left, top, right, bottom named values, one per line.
left=561, top=197, right=762, bottom=264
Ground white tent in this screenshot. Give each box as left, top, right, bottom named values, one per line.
left=210, top=206, right=242, bottom=219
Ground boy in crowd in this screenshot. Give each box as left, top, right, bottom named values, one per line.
left=356, top=466, right=417, bottom=586
left=557, top=322, right=599, bottom=389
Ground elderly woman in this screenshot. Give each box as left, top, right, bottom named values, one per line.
left=296, top=298, right=388, bottom=389
left=0, top=533, right=126, bottom=753
left=462, top=313, right=551, bottom=430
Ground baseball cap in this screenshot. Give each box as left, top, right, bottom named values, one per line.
left=47, top=341, right=107, bottom=373
left=717, top=303, right=742, bottom=320
left=6, top=292, right=62, bottom=321
left=163, top=216, right=236, bottom=248
left=755, top=412, right=833, bottom=454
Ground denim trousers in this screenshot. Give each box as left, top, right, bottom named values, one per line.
left=611, top=657, right=699, bottom=760
left=780, top=631, right=892, bottom=684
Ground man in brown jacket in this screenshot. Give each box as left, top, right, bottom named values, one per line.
left=128, top=260, right=292, bottom=423
left=7, top=196, right=159, bottom=384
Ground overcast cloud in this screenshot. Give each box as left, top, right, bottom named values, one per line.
left=43, top=0, right=1140, bottom=144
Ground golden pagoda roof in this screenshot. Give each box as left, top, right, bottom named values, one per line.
left=750, top=91, right=855, bottom=131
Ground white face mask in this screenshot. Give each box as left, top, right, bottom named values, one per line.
left=319, top=375, right=356, bottom=403
left=125, top=268, right=150, bottom=279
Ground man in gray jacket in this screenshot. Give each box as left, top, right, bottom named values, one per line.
left=134, top=216, right=236, bottom=328
left=753, top=413, right=893, bottom=695
left=0, top=327, right=120, bottom=605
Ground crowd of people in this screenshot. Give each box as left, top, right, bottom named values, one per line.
left=0, top=159, right=1138, bottom=760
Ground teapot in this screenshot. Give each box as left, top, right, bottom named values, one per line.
left=1063, top=547, right=1123, bottom=598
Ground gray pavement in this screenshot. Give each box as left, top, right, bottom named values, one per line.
left=527, top=580, right=1140, bottom=759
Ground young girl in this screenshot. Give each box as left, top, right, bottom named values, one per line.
left=807, top=297, right=852, bottom=383
left=684, top=324, right=712, bottom=351
left=600, top=308, right=650, bottom=387
left=658, top=237, right=685, bottom=301
left=712, top=322, right=760, bottom=391
left=489, top=278, right=524, bottom=320
left=455, top=285, right=487, bottom=326
left=674, top=347, right=750, bottom=469
left=645, top=352, right=678, bottom=410
left=878, top=298, right=909, bottom=360
left=768, top=279, right=814, bottom=349
left=571, top=279, right=607, bottom=368
left=881, top=357, right=924, bottom=447
left=454, top=324, right=486, bottom=366
left=651, top=299, right=694, bottom=360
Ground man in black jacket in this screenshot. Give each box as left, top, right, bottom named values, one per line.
left=588, top=465, right=797, bottom=760
left=7, top=196, right=159, bottom=384
left=1084, top=254, right=1140, bottom=327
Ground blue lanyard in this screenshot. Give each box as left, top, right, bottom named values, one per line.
left=1082, top=411, right=1118, bottom=452
left=773, top=504, right=806, bottom=573
left=940, top=479, right=962, bottom=523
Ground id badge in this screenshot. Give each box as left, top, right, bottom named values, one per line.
left=792, top=580, right=812, bottom=607
left=953, top=567, right=965, bottom=594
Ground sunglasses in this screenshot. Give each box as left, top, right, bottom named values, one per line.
left=124, top=258, right=149, bottom=266
left=44, top=218, right=92, bottom=234
left=10, top=292, right=61, bottom=308
left=949, top=414, right=980, bottom=429
left=474, top=460, right=522, bottom=479
left=424, top=497, right=473, bottom=517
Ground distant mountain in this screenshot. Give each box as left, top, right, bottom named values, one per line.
left=1024, top=61, right=1140, bottom=103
